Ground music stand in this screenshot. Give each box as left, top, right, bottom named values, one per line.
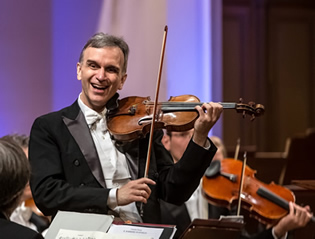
left=179, top=218, right=244, bottom=239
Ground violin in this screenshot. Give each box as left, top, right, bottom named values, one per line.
left=107, top=95, right=265, bottom=142
left=24, top=198, right=45, bottom=217
left=202, top=158, right=296, bottom=225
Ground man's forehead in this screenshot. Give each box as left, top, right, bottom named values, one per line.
left=83, top=46, right=124, bottom=62
left=85, top=45, right=122, bottom=54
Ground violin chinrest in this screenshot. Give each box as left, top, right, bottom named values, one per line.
left=205, top=160, right=221, bottom=178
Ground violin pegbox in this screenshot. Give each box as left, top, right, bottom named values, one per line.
left=235, top=98, right=265, bottom=121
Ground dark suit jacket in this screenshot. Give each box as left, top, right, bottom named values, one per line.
left=0, top=212, right=43, bottom=239
left=242, top=228, right=274, bottom=239
left=29, top=94, right=217, bottom=223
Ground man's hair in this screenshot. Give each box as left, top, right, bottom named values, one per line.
left=0, top=139, right=30, bottom=213
left=79, top=32, right=130, bottom=74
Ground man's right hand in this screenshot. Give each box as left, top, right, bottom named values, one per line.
left=116, top=177, right=156, bottom=206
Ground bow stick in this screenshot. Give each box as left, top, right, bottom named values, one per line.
left=140, top=25, right=168, bottom=216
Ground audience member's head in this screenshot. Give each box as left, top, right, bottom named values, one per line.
left=0, top=139, right=30, bottom=218
left=165, top=129, right=194, bottom=163
left=1, top=134, right=32, bottom=201
left=1, top=134, right=29, bottom=156
left=163, top=130, right=228, bottom=164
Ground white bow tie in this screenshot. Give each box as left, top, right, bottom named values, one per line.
left=85, top=112, right=107, bottom=132
left=86, top=112, right=102, bottom=125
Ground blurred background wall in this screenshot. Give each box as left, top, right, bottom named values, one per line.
left=1, top=0, right=315, bottom=153
left=0, top=0, right=222, bottom=139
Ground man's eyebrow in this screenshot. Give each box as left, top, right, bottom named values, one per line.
left=86, top=59, right=98, bottom=64
left=106, top=65, right=119, bottom=69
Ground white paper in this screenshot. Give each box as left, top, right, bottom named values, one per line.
left=55, top=229, right=143, bottom=239
left=108, top=224, right=163, bottom=239
left=56, top=229, right=109, bottom=239
left=45, top=211, right=114, bottom=239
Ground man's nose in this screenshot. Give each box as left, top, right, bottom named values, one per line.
left=96, top=68, right=106, bottom=81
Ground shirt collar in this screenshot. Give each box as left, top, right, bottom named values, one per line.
left=78, top=94, right=107, bottom=128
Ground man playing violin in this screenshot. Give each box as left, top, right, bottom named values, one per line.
left=160, top=130, right=313, bottom=239
left=29, top=32, right=223, bottom=224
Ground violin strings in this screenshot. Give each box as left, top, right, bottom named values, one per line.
left=145, top=102, right=237, bottom=111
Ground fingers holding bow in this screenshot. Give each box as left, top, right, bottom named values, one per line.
left=116, top=177, right=156, bottom=206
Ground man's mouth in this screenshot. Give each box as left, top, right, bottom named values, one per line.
left=92, top=83, right=107, bottom=90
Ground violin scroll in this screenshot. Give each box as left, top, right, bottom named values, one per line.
left=234, top=98, right=265, bottom=121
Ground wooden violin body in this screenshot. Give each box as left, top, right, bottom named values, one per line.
left=107, top=95, right=199, bottom=141
left=107, top=95, right=265, bottom=142
left=202, top=158, right=295, bottom=225
left=24, top=198, right=45, bottom=217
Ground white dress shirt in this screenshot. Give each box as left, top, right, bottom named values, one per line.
left=185, top=181, right=208, bottom=221
left=78, top=95, right=142, bottom=222
left=10, top=202, right=38, bottom=231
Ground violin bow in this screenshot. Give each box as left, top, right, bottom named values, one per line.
left=140, top=25, right=168, bottom=216
left=144, top=25, right=168, bottom=178
left=237, top=151, right=247, bottom=216
left=234, top=138, right=241, bottom=160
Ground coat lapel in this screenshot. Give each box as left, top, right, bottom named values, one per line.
left=107, top=93, right=140, bottom=180
left=114, top=139, right=140, bottom=180
left=63, top=108, right=106, bottom=188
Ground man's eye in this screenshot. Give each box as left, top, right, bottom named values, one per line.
left=88, top=63, right=98, bottom=69
left=107, top=67, right=118, bottom=73
left=180, top=132, right=190, bottom=138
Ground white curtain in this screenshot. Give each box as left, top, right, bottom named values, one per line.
left=97, top=0, right=168, bottom=101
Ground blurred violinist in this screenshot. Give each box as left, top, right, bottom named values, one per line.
left=0, top=134, right=50, bottom=233
left=0, top=138, right=44, bottom=239
left=208, top=136, right=312, bottom=239
left=28, top=32, right=223, bottom=223
left=160, top=130, right=313, bottom=239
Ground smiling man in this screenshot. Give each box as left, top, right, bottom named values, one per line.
left=29, top=33, right=223, bottom=224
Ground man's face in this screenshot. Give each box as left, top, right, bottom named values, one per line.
left=169, top=129, right=194, bottom=163
left=77, top=46, right=127, bottom=112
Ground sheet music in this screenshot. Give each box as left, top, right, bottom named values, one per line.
left=56, top=229, right=142, bottom=239
left=108, top=224, right=163, bottom=239
left=45, top=211, right=114, bottom=239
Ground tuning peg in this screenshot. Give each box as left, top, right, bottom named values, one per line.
left=248, top=101, right=255, bottom=107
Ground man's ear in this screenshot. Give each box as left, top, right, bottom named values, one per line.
left=76, top=62, right=82, bottom=81
left=118, top=74, right=127, bottom=90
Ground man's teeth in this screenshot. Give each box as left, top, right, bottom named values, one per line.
left=92, top=84, right=106, bottom=90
